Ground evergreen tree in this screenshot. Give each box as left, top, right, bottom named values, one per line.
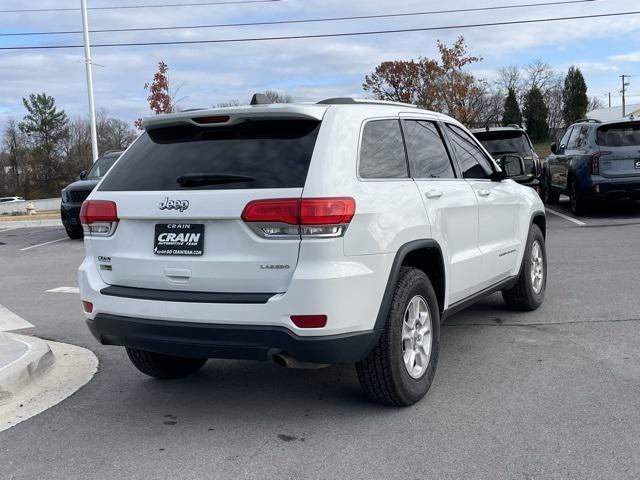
left=523, top=87, right=548, bottom=143
left=18, top=93, right=69, bottom=195
left=502, top=87, right=522, bottom=126
left=562, top=66, right=588, bottom=125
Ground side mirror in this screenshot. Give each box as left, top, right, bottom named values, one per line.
left=79, top=170, right=87, bottom=180
left=499, top=154, right=526, bottom=178
left=550, top=143, right=558, bottom=155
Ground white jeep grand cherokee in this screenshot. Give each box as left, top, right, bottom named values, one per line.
left=79, top=96, right=546, bottom=406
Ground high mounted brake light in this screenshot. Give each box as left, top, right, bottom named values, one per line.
left=80, top=200, right=118, bottom=237
left=192, top=115, right=230, bottom=125
left=242, top=197, right=355, bottom=239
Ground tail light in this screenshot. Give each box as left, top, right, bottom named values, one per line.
left=591, top=151, right=610, bottom=176
left=242, top=197, right=355, bottom=239
left=290, top=315, right=327, bottom=328
left=80, top=200, right=118, bottom=237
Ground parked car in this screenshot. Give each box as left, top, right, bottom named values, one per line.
left=542, top=118, right=640, bottom=215
left=60, top=150, right=123, bottom=238
left=78, top=96, right=546, bottom=406
left=0, top=196, right=25, bottom=203
left=471, top=126, right=542, bottom=191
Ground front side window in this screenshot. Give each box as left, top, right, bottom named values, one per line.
left=403, top=120, right=455, bottom=179
left=87, top=153, right=120, bottom=179
left=359, top=119, right=408, bottom=179
left=566, top=126, right=582, bottom=150
left=445, top=124, right=493, bottom=180
left=559, top=127, right=573, bottom=150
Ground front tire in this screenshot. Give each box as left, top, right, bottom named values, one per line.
left=65, top=226, right=84, bottom=239
left=502, top=224, right=546, bottom=311
left=541, top=175, right=559, bottom=204
left=126, top=348, right=207, bottom=379
left=356, top=267, right=440, bottom=406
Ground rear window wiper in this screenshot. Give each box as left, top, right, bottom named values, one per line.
left=176, top=173, right=255, bottom=187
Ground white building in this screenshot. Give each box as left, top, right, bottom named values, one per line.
left=586, top=103, right=640, bottom=122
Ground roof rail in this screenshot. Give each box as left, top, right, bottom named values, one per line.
left=575, top=118, right=602, bottom=124
left=506, top=123, right=523, bottom=129
left=317, top=97, right=417, bottom=108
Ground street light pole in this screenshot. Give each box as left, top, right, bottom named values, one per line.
left=80, top=0, right=99, bottom=163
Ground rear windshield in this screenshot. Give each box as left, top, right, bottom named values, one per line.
left=472, top=131, right=532, bottom=157
left=99, top=119, right=320, bottom=191
left=596, top=122, right=640, bottom=147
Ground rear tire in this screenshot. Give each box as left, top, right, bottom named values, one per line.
left=126, top=348, right=207, bottom=379
left=502, top=224, right=546, bottom=311
left=570, top=179, right=592, bottom=215
left=356, top=267, right=440, bottom=407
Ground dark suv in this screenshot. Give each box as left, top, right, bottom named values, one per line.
left=542, top=119, right=640, bottom=215
left=471, top=126, right=541, bottom=191
left=61, top=150, right=123, bottom=238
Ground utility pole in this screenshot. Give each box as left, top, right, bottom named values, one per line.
left=608, top=92, right=611, bottom=108
left=80, top=0, right=99, bottom=163
left=620, top=75, right=631, bottom=118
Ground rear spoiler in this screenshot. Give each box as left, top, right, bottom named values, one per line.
left=142, top=105, right=327, bottom=131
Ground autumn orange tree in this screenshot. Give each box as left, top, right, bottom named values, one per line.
left=362, top=37, right=485, bottom=125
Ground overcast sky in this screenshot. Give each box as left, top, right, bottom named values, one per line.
left=1, top=0, right=640, bottom=127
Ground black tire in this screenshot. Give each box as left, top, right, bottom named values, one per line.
left=126, top=348, right=207, bottom=379
left=65, top=226, right=84, bottom=239
left=541, top=175, right=559, bottom=205
left=502, top=224, right=546, bottom=311
left=569, top=179, right=592, bottom=216
left=356, top=267, right=440, bottom=407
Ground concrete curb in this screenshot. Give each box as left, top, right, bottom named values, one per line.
left=0, top=218, right=62, bottom=229
left=0, top=333, right=55, bottom=403
left=0, top=338, right=98, bottom=432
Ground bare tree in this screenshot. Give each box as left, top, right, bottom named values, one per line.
left=587, top=96, right=605, bottom=112
left=264, top=90, right=293, bottom=104
left=524, top=60, right=556, bottom=93
left=496, top=66, right=522, bottom=93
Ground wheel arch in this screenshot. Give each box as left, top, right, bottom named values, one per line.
left=531, top=211, right=546, bottom=238
left=374, top=240, right=446, bottom=332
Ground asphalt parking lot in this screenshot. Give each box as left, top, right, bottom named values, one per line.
left=1, top=198, right=640, bottom=480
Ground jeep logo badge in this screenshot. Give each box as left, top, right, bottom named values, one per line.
left=159, top=197, right=190, bottom=212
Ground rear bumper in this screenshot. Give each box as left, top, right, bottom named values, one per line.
left=87, top=314, right=378, bottom=363
left=591, top=176, right=640, bottom=199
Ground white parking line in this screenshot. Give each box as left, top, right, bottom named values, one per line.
left=0, top=226, right=24, bottom=233
left=45, top=287, right=80, bottom=294
left=546, top=208, right=587, bottom=226
left=0, top=303, right=34, bottom=332
left=20, top=237, right=68, bottom=251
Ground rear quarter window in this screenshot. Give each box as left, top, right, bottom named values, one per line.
left=98, top=119, right=321, bottom=191
left=358, top=119, right=408, bottom=179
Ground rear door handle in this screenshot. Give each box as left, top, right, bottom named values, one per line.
left=425, top=189, right=443, bottom=199
left=477, top=189, right=491, bottom=197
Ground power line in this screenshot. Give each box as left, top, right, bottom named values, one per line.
left=0, top=0, right=595, bottom=37
left=1, top=10, right=639, bottom=51
left=0, top=0, right=280, bottom=14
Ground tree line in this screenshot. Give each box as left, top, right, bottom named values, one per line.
left=363, top=36, right=601, bottom=144
left=0, top=94, right=136, bottom=198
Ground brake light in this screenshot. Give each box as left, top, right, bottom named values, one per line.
left=242, top=197, right=355, bottom=238
left=591, top=151, right=611, bottom=175
left=192, top=115, right=230, bottom=125
left=82, top=301, right=93, bottom=314
left=80, top=200, right=118, bottom=237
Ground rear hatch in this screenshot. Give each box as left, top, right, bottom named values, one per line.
left=596, top=121, right=640, bottom=178
left=91, top=112, right=324, bottom=294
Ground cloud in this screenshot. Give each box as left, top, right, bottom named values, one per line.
left=2, top=0, right=640, bottom=127
left=608, top=51, right=640, bottom=62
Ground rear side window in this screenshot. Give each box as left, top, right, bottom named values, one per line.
left=403, top=120, right=455, bottom=178
left=359, top=119, right=408, bottom=179
left=99, top=119, right=320, bottom=191
left=597, top=122, right=640, bottom=146
left=445, top=124, right=493, bottom=179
